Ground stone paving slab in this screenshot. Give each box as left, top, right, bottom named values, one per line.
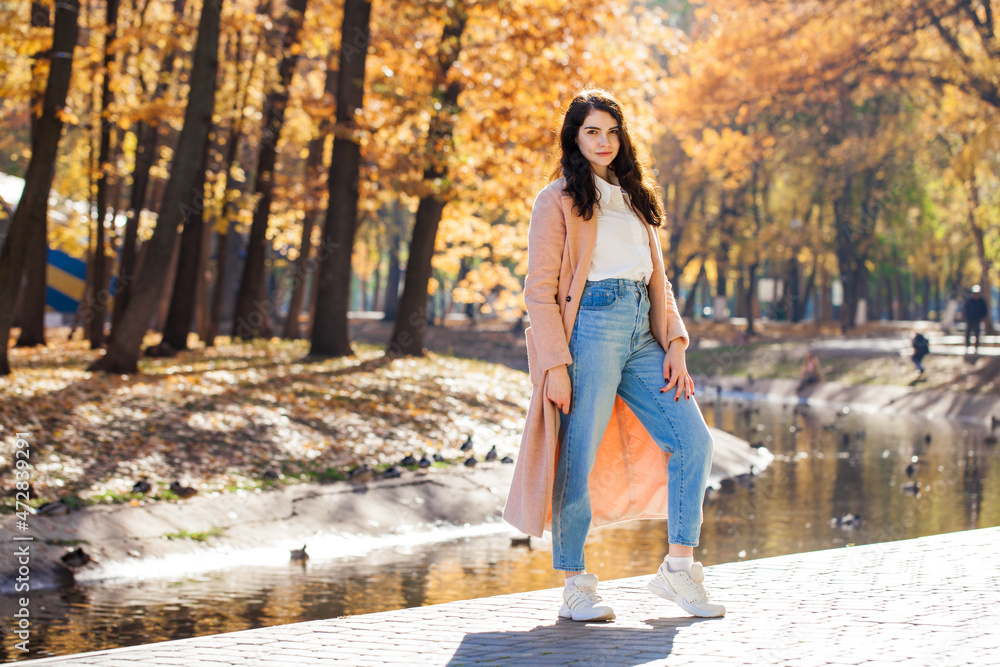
left=23, top=527, right=1000, bottom=666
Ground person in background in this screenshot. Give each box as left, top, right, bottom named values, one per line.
left=796, top=350, right=823, bottom=392
left=911, top=332, right=930, bottom=377
left=964, top=285, right=988, bottom=353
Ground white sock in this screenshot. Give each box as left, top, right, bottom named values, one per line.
left=564, top=572, right=587, bottom=586
left=667, top=556, right=694, bottom=575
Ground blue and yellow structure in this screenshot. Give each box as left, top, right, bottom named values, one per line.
left=46, top=248, right=88, bottom=313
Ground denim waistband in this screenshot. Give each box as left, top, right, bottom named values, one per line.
left=583, top=278, right=646, bottom=292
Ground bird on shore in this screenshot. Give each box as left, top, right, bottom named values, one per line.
left=830, top=513, right=862, bottom=529
left=349, top=464, right=375, bottom=483
left=382, top=466, right=403, bottom=479
left=433, top=453, right=445, bottom=463
left=36, top=500, right=70, bottom=516
left=923, top=433, right=932, bottom=444
left=290, top=545, right=309, bottom=561
left=901, top=481, right=920, bottom=495
left=461, top=436, right=474, bottom=452
left=169, top=481, right=197, bottom=499
left=464, top=456, right=478, bottom=467
left=510, top=535, right=531, bottom=548
left=60, top=547, right=92, bottom=569
left=905, top=462, right=917, bottom=477
left=418, top=455, right=432, bottom=469
left=261, top=469, right=280, bottom=481
left=400, top=453, right=417, bottom=467
left=501, top=456, right=514, bottom=464
left=131, top=478, right=151, bottom=494
left=485, top=445, right=498, bottom=462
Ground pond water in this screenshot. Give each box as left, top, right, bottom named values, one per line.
left=3, top=399, right=999, bottom=661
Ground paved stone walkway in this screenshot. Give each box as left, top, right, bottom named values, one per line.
left=24, top=527, right=1000, bottom=666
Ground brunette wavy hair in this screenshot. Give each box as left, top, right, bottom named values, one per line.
left=556, top=89, right=663, bottom=227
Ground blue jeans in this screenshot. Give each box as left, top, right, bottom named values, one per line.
left=551, top=278, right=714, bottom=571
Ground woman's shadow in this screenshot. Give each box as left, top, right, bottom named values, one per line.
left=446, top=615, right=715, bottom=666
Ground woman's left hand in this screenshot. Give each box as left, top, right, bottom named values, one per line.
left=661, top=342, right=695, bottom=401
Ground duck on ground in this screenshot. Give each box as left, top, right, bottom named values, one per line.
left=290, top=545, right=309, bottom=561
left=461, top=436, right=474, bottom=452
left=418, top=455, right=432, bottom=468
left=400, top=453, right=417, bottom=467
left=510, top=535, right=531, bottom=548
left=169, top=481, right=197, bottom=499
left=485, top=445, right=498, bottom=462
left=60, top=547, right=92, bottom=569
left=382, top=466, right=403, bottom=479
left=131, top=478, right=151, bottom=494
left=348, top=464, right=375, bottom=483
left=36, top=500, right=70, bottom=516
left=464, top=456, right=477, bottom=467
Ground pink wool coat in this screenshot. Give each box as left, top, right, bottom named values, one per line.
left=503, top=177, right=690, bottom=538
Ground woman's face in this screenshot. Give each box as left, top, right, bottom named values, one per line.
left=576, top=109, right=619, bottom=176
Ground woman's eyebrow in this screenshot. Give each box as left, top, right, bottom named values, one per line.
left=583, top=125, right=620, bottom=130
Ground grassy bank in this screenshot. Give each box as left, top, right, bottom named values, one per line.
left=0, top=331, right=530, bottom=512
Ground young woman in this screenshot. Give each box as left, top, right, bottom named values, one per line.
left=503, top=90, right=725, bottom=621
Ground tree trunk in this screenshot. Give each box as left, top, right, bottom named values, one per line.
left=682, top=261, right=703, bottom=319
left=90, top=0, right=222, bottom=373
left=86, top=0, right=120, bottom=348
left=195, top=210, right=214, bottom=340
left=112, top=0, right=189, bottom=336
left=786, top=258, right=801, bottom=322
left=14, top=1, right=53, bottom=349
left=15, top=216, right=48, bottom=347
left=745, top=263, right=758, bottom=335
left=387, top=7, right=468, bottom=357
left=382, top=203, right=404, bottom=322
left=0, top=0, right=80, bottom=375
left=309, top=0, right=372, bottom=357
left=283, top=59, right=337, bottom=339
left=232, top=0, right=309, bottom=339
left=161, top=145, right=211, bottom=351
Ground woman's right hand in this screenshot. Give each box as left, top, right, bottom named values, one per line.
left=546, top=364, right=572, bottom=415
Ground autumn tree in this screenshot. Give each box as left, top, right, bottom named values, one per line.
left=0, top=0, right=80, bottom=376
left=13, top=0, right=53, bottom=349
left=232, top=0, right=310, bottom=339
left=309, top=0, right=371, bottom=357
left=91, top=0, right=223, bottom=373
left=112, top=0, right=191, bottom=337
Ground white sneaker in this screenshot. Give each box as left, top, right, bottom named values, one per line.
left=558, top=573, right=616, bottom=622
left=647, top=561, right=726, bottom=617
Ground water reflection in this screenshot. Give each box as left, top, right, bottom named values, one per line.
left=3, top=400, right=998, bottom=661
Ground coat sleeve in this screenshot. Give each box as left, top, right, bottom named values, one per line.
left=652, top=227, right=689, bottom=349
left=523, top=186, right=573, bottom=373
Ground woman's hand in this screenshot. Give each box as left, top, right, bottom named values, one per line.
left=546, top=364, right=572, bottom=415
left=661, top=342, right=694, bottom=401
